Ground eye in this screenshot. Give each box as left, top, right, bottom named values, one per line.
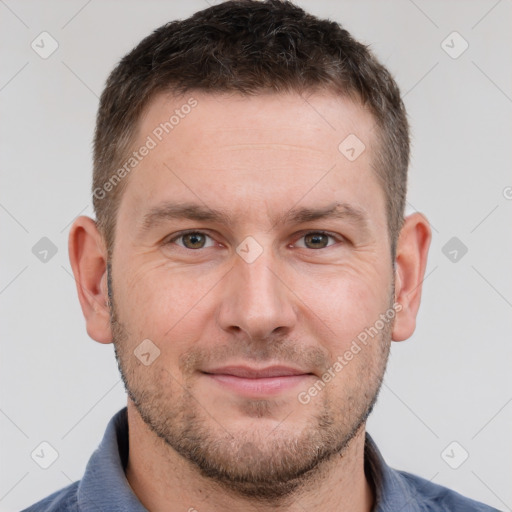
left=166, top=230, right=341, bottom=251
left=295, top=231, right=339, bottom=249
left=169, top=231, right=216, bottom=250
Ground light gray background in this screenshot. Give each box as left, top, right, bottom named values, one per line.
left=1, top=1, right=511, bottom=511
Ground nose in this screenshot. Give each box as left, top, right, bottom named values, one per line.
left=216, top=246, right=297, bottom=341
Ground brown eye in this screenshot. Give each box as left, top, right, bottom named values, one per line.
left=304, top=232, right=330, bottom=249
left=295, top=232, right=338, bottom=250
left=165, top=231, right=217, bottom=252
left=181, top=232, right=208, bottom=249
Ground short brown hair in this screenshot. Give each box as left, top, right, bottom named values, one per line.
left=93, top=0, right=409, bottom=257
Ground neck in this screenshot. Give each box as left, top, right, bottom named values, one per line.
left=125, top=401, right=374, bottom=512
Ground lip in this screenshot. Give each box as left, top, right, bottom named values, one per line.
left=203, top=365, right=309, bottom=378
left=201, top=365, right=314, bottom=396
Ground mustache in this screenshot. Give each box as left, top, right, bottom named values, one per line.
left=179, top=337, right=330, bottom=375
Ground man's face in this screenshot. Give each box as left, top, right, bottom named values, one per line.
left=110, top=91, right=394, bottom=497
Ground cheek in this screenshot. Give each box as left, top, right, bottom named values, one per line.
left=294, top=265, right=391, bottom=351
left=114, top=262, right=221, bottom=348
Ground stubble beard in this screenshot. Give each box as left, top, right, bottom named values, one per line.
left=108, top=264, right=392, bottom=503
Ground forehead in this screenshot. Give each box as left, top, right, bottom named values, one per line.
left=117, top=90, right=385, bottom=234
left=140, top=90, right=375, bottom=154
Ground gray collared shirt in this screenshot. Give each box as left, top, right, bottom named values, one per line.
left=22, top=407, right=500, bottom=511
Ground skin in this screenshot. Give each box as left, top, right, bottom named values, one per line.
left=69, top=90, right=431, bottom=512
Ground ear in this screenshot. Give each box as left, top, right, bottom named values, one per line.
left=68, top=216, right=113, bottom=344
left=392, top=212, right=431, bottom=341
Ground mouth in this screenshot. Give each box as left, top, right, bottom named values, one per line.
left=201, top=365, right=314, bottom=396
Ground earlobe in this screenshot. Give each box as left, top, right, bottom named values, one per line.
left=68, top=216, right=113, bottom=344
left=392, top=212, right=431, bottom=342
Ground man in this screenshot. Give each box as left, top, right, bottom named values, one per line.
left=23, top=1, right=498, bottom=511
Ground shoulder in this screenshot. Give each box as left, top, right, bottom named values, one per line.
left=20, top=481, right=79, bottom=512
left=364, top=433, right=499, bottom=512
left=396, top=469, right=501, bottom=512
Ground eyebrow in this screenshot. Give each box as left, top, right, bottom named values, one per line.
left=139, top=201, right=369, bottom=233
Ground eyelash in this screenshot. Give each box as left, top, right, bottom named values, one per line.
left=166, top=230, right=343, bottom=250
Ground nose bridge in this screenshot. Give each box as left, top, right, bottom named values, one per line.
left=217, top=240, right=296, bottom=338
left=240, top=250, right=280, bottom=307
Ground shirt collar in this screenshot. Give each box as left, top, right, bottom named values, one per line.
left=77, top=407, right=146, bottom=511
left=77, top=407, right=417, bottom=512
left=364, top=431, right=422, bottom=512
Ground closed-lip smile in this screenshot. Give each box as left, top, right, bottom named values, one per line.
left=203, top=365, right=311, bottom=378
left=201, top=365, right=314, bottom=396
